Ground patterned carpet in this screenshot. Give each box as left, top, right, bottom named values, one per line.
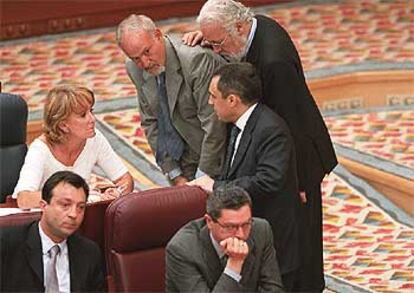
left=326, top=110, right=414, bottom=169
left=323, top=171, right=413, bottom=292
left=1, top=0, right=413, bottom=292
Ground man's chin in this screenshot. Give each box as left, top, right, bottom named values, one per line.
left=60, top=224, right=80, bottom=236
left=146, top=66, right=165, bottom=76
left=222, top=54, right=243, bottom=63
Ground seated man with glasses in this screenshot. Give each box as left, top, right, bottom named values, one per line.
left=166, top=186, right=284, bottom=292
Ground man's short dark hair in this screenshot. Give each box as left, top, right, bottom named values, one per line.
left=42, top=171, right=89, bottom=203
left=207, top=186, right=252, bottom=221
left=213, top=62, right=262, bottom=105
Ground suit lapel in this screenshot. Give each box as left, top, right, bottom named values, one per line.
left=200, top=225, right=222, bottom=286
left=228, top=130, right=251, bottom=177
left=164, top=35, right=183, bottom=116
left=25, top=222, right=44, bottom=285
left=68, top=235, right=82, bottom=292
left=228, top=104, right=263, bottom=177
left=240, top=237, right=256, bottom=286
left=141, top=71, right=158, bottom=113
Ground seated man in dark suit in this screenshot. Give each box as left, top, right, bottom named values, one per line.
left=189, top=62, right=301, bottom=289
left=166, top=186, right=284, bottom=292
left=0, top=171, right=105, bottom=292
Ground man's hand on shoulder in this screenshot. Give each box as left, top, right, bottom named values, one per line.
left=182, top=30, right=204, bottom=47
left=220, top=237, right=249, bottom=274
left=187, top=175, right=214, bottom=192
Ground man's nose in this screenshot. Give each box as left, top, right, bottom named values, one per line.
left=67, top=205, right=78, bottom=218
left=138, top=55, right=150, bottom=69
left=235, top=226, right=246, bottom=239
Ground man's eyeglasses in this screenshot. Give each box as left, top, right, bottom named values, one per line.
left=204, top=34, right=228, bottom=49
left=214, top=218, right=253, bottom=233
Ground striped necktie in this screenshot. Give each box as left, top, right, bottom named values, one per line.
left=45, top=245, right=60, bottom=293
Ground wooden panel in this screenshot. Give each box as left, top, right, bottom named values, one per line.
left=338, top=156, right=414, bottom=216
left=0, top=0, right=289, bottom=40
left=309, top=70, right=414, bottom=111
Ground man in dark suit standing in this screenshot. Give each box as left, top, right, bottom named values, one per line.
left=0, top=171, right=104, bottom=292
left=184, top=1, right=338, bottom=291
left=189, top=62, right=300, bottom=290
left=166, top=186, right=284, bottom=292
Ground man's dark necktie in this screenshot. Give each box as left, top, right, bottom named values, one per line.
left=155, top=72, right=185, bottom=165
left=220, top=255, right=228, bottom=270
left=223, top=125, right=240, bottom=177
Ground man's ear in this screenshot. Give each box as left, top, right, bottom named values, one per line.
left=205, top=214, right=213, bottom=228
left=235, top=20, right=250, bottom=36
left=227, top=94, right=240, bottom=107
left=153, top=28, right=163, bottom=40
left=236, top=21, right=243, bottom=33
left=39, top=199, right=47, bottom=211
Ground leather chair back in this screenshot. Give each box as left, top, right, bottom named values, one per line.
left=0, top=212, right=40, bottom=228
left=105, top=185, right=207, bottom=292
left=0, top=93, right=28, bottom=202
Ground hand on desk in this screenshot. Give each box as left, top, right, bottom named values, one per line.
left=101, top=187, right=121, bottom=200
left=299, top=191, right=307, bottom=203
left=187, top=175, right=214, bottom=193
left=172, top=175, right=189, bottom=186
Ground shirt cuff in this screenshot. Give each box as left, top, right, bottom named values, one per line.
left=195, top=168, right=206, bottom=179
left=224, top=267, right=242, bottom=282
left=167, top=168, right=183, bottom=181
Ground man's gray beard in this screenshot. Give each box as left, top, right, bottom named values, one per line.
left=222, top=34, right=247, bottom=62
left=222, top=52, right=244, bottom=63
left=148, top=65, right=165, bottom=76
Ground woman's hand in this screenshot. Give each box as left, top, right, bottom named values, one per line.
left=101, top=187, right=121, bottom=200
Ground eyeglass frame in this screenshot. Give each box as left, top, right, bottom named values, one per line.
left=213, top=217, right=253, bottom=233
left=204, top=33, right=229, bottom=49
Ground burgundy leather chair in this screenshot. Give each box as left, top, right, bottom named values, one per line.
left=0, top=211, right=40, bottom=228
left=105, top=185, right=207, bottom=292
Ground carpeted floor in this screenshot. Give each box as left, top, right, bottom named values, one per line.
left=1, top=0, right=413, bottom=292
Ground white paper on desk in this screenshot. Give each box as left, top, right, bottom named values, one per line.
left=0, top=208, right=41, bottom=217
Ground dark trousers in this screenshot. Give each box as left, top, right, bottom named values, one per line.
left=294, top=184, right=325, bottom=292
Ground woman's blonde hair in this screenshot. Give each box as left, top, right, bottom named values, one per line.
left=43, top=84, right=95, bottom=144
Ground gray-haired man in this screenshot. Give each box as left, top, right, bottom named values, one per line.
left=166, top=186, right=284, bottom=292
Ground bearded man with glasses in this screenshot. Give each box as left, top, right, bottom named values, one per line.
left=166, top=186, right=284, bottom=292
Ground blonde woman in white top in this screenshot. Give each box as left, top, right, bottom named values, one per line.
left=14, top=84, right=133, bottom=209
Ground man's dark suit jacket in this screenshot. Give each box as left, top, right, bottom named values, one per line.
left=246, top=15, right=337, bottom=192
left=0, top=221, right=105, bottom=292
left=166, top=217, right=284, bottom=292
left=214, top=103, right=300, bottom=275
